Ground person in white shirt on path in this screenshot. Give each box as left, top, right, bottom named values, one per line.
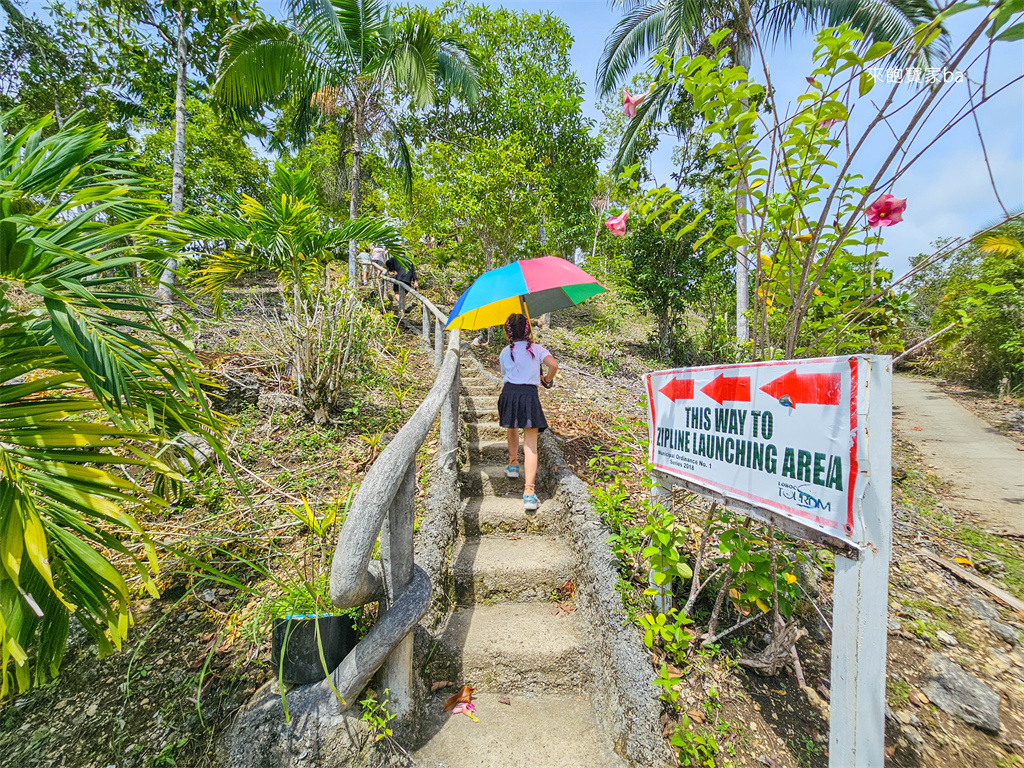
left=497, top=313, right=558, bottom=511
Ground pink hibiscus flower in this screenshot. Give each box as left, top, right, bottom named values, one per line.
left=605, top=209, right=629, bottom=236
left=865, top=194, right=907, bottom=227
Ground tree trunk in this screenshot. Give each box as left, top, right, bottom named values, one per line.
left=348, top=93, right=364, bottom=281
left=734, top=42, right=753, bottom=349
left=157, top=10, right=188, bottom=304
left=657, top=310, right=673, bottom=363
left=735, top=178, right=750, bottom=348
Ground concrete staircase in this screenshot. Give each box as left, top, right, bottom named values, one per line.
left=412, top=361, right=624, bottom=768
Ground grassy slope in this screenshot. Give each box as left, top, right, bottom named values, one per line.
left=0, top=282, right=440, bottom=768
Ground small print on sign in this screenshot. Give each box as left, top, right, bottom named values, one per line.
left=645, top=356, right=867, bottom=546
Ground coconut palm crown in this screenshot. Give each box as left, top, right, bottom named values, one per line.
left=213, top=0, right=480, bottom=277
left=598, top=0, right=950, bottom=168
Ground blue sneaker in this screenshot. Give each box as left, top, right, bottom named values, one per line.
left=523, top=493, right=539, bottom=511
left=505, top=464, right=520, bottom=479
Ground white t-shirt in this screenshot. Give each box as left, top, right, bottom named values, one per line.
left=499, top=341, right=551, bottom=385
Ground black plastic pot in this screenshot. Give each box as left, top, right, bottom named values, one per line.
left=271, top=614, right=357, bottom=685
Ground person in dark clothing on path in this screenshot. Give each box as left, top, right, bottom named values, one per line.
left=385, top=255, right=418, bottom=294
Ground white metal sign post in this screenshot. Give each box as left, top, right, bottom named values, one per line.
left=644, top=355, right=892, bottom=768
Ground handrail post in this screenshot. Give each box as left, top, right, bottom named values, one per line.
left=422, top=304, right=429, bottom=339
left=439, top=333, right=460, bottom=473
left=380, top=462, right=416, bottom=715
left=434, top=319, right=443, bottom=370
left=398, top=284, right=406, bottom=313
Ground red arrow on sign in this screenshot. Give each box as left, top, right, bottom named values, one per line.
left=659, top=378, right=695, bottom=402
left=700, top=373, right=751, bottom=404
left=760, top=369, right=842, bottom=407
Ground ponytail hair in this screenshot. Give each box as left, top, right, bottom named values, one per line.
left=504, top=313, right=534, bottom=362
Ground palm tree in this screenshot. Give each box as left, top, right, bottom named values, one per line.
left=0, top=109, right=228, bottom=693
left=597, top=0, right=948, bottom=343
left=181, top=162, right=403, bottom=406
left=213, top=0, right=479, bottom=279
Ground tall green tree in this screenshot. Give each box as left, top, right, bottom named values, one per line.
left=213, top=0, right=479, bottom=279
left=924, top=220, right=1024, bottom=388
left=420, top=3, right=601, bottom=255
left=81, top=0, right=258, bottom=301
left=0, top=0, right=121, bottom=132
left=396, top=135, right=551, bottom=273
left=597, top=0, right=948, bottom=345
left=133, top=97, right=269, bottom=214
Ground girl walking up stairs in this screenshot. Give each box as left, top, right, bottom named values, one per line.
left=411, top=332, right=626, bottom=768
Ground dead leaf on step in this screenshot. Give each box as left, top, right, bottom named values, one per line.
left=664, top=664, right=684, bottom=679
left=686, top=709, right=705, bottom=724
left=431, top=681, right=453, bottom=693
left=497, top=696, right=511, bottom=706
left=444, top=686, right=475, bottom=712
left=885, top=746, right=896, bottom=759
left=908, top=692, right=923, bottom=707
left=757, top=755, right=782, bottom=768
left=550, top=606, right=561, bottom=616
left=560, top=601, right=576, bottom=614
left=816, top=683, right=830, bottom=702
left=559, top=579, right=576, bottom=600
left=508, top=536, right=521, bottom=540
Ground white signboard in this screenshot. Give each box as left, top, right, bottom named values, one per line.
left=645, top=355, right=893, bottom=768
left=645, top=356, right=873, bottom=547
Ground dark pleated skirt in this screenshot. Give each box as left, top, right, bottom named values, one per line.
left=497, top=383, right=548, bottom=432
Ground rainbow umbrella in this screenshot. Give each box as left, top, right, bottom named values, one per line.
left=444, top=256, right=606, bottom=331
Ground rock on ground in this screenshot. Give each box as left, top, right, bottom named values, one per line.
left=259, top=392, right=306, bottom=413
left=988, top=620, right=1020, bottom=646
left=205, top=370, right=260, bottom=413
left=178, top=432, right=217, bottom=470
left=218, top=681, right=373, bottom=768
left=923, top=653, right=1002, bottom=734
left=966, top=596, right=1000, bottom=622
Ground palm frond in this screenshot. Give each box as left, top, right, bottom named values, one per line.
left=978, top=234, right=1024, bottom=257
left=761, top=0, right=950, bottom=65
left=1, top=109, right=229, bottom=693
left=597, top=3, right=669, bottom=97
left=215, top=20, right=333, bottom=109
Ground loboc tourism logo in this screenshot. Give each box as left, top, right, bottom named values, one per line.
left=778, top=481, right=831, bottom=513
left=645, top=356, right=883, bottom=547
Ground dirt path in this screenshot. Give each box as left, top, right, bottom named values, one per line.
left=893, top=374, right=1024, bottom=535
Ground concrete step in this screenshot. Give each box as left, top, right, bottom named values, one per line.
left=438, top=604, right=587, bottom=695
left=411, top=692, right=624, bottom=768
left=454, top=535, right=571, bottom=604
left=461, top=496, right=557, bottom=536
left=461, top=395, right=498, bottom=418
left=468, top=438, right=515, bottom=463
left=463, top=421, right=505, bottom=440
left=462, top=383, right=496, bottom=397
left=461, top=463, right=547, bottom=498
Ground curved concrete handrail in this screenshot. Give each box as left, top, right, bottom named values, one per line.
left=316, top=272, right=461, bottom=713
